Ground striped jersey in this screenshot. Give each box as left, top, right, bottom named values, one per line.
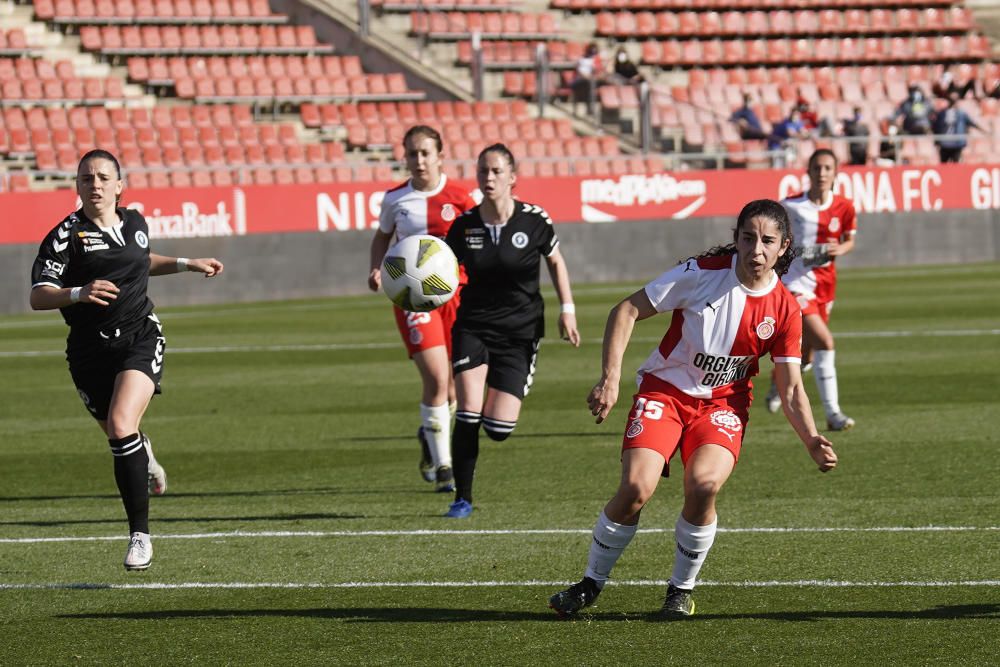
left=378, top=175, right=477, bottom=242
left=636, top=254, right=802, bottom=400
left=781, top=191, right=857, bottom=300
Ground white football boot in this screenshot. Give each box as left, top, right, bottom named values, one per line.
left=764, top=381, right=782, bottom=414
left=826, top=412, right=856, bottom=432
left=124, top=532, right=153, bottom=571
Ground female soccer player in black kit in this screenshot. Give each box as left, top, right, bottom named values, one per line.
left=29, top=150, right=224, bottom=570
left=442, top=143, right=580, bottom=518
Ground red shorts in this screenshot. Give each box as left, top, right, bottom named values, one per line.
left=794, top=269, right=836, bottom=323
left=621, top=374, right=750, bottom=475
left=794, top=292, right=834, bottom=323
left=393, top=291, right=460, bottom=358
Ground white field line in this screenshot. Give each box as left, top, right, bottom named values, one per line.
left=1, top=328, right=998, bottom=358
left=2, top=579, right=998, bottom=591
left=1, top=525, right=997, bottom=544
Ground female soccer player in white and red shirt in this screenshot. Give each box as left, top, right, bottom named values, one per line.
left=766, top=148, right=857, bottom=431
left=549, top=199, right=838, bottom=619
left=368, top=126, right=477, bottom=492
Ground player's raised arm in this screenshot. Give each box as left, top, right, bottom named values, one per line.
left=587, top=288, right=657, bottom=424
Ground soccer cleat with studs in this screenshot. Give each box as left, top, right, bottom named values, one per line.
left=435, top=465, right=455, bottom=493
left=826, top=412, right=856, bottom=432
left=549, top=577, right=601, bottom=618
left=444, top=498, right=473, bottom=518
left=417, top=427, right=435, bottom=483
left=660, top=584, right=695, bottom=618
left=123, top=532, right=153, bottom=571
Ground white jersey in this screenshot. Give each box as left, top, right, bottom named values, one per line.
left=637, top=254, right=802, bottom=400
left=378, top=175, right=476, bottom=242
left=781, top=191, right=857, bottom=300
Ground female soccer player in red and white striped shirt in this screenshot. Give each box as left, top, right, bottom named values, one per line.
left=549, top=199, right=838, bottom=619
left=368, top=126, right=477, bottom=493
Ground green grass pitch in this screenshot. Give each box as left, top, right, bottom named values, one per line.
left=1, top=263, right=997, bottom=665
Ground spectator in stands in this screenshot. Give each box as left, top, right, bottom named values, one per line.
left=797, top=98, right=820, bottom=134
left=797, top=98, right=833, bottom=138
left=892, top=85, right=933, bottom=135
left=877, top=123, right=899, bottom=166
left=730, top=93, right=768, bottom=141
left=933, top=65, right=977, bottom=101
left=28, top=149, right=224, bottom=572
left=572, top=42, right=605, bottom=115
left=841, top=106, right=870, bottom=166
left=932, top=91, right=983, bottom=163
left=769, top=107, right=806, bottom=166
left=612, top=47, right=644, bottom=86
left=984, top=70, right=1000, bottom=100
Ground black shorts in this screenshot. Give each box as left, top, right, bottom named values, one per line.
left=451, top=328, right=539, bottom=400
left=67, top=313, right=166, bottom=421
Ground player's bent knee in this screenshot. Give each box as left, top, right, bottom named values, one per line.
left=482, top=416, right=516, bottom=441
left=686, top=478, right=724, bottom=504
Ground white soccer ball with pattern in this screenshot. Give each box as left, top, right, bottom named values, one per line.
left=381, top=234, right=459, bottom=312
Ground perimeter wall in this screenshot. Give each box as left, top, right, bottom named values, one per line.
left=1, top=164, right=997, bottom=313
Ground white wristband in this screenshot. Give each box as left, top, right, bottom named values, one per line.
left=560, top=303, right=576, bottom=314
left=69, top=286, right=82, bottom=303
left=177, top=257, right=189, bottom=272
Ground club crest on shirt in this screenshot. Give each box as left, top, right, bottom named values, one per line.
left=135, top=231, right=149, bottom=248
left=756, top=316, right=776, bottom=340
left=709, top=409, right=742, bottom=433
left=441, top=204, right=456, bottom=222
left=512, top=231, right=529, bottom=249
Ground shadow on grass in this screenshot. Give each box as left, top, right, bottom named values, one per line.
left=650, top=604, right=1000, bottom=622
left=58, top=603, right=1000, bottom=623
left=0, top=488, right=370, bottom=503
left=58, top=607, right=630, bottom=622
left=0, top=512, right=364, bottom=527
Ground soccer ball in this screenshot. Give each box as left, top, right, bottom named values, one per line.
left=381, top=234, right=460, bottom=312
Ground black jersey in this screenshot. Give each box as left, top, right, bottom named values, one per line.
left=30, top=207, right=154, bottom=339
left=445, top=201, right=558, bottom=339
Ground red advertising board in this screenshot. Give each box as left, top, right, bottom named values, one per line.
left=4, top=164, right=999, bottom=245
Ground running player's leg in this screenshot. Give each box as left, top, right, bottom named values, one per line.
left=551, top=388, right=683, bottom=617
left=448, top=329, right=489, bottom=516
left=550, top=447, right=666, bottom=617
left=661, top=407, right=743, bottom=618
left=661, top=443, right=736, bottom=618
left=803, top=312, right=852, bottom=430
left=449, top=363, right=487, bottom=516
left=480, top=338, right=536, bottom=441
left=107, top=370, right=156, bottom=570
left=413, top=345, right=454, bottom=490
left=395, top=307, right=453, bottom=484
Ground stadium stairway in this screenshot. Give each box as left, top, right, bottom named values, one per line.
left=280, top=0, right=636, bottom=151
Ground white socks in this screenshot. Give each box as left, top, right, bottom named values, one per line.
left=812, top=349, right=842, bottom=418
left=420, top=402, right=452, bottom=469
left=669, top=514, right=718, bottom=590
left=584, top=511, right=638, bottom=588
